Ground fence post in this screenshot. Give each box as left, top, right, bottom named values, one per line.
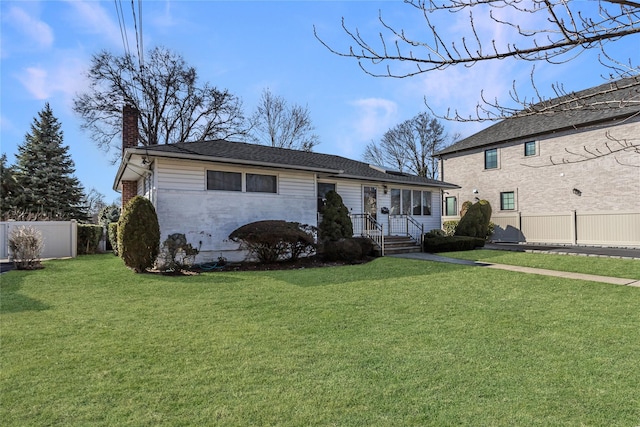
left=70, top=220, right=78, bottom=258
left=571, top=210, right=577, bottom=245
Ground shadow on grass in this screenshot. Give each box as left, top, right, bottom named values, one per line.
left=0, top=273, right=51, bottom=314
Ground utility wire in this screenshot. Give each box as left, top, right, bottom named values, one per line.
left=114, top=0, right=131, bottom=58
left=131, top=0, right=143, bottom=71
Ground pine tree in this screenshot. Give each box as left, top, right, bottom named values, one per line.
left=14, top=103, right=88, bottom=220
left=1, top=153, right=20, bottom=217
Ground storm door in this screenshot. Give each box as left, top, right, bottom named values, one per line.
left=363, top=186, right=377, bottom=221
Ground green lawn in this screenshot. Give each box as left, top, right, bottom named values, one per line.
left=440, top=249, right=640, bottom=279
left=1, top=254, right=639, bottom=426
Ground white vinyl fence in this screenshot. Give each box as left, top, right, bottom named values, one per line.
left=443, top=211, right=640, bottom=247
left=0, top=221, right=78, bottom=260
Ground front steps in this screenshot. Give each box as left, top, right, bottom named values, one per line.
left=381, top=235, right=422, bottom=255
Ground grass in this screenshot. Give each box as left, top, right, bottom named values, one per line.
left=1, top=254, right=639, bottom=426
left=440, top=249, right=640, bottom=279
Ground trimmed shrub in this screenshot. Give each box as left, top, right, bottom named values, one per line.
left=318, top=190, right=353, bottom=241
left=77, top=224, right=103, bottom=255
left=423, top=236, right=485, bottom=253
left=117, top=196, right=160, bottom=273
left=425, top=228, right=445, bottom=238
left=443, top=220, right=458, bottom=236
left=455, top=200, right=492, bottom=239
left=229, top=220, right=316, bottom=263
left=352, top=236, right=376, bottom=258
left=322, top=238, right=363, bottom=263
left=108, top=222, right=118, bottom=256
left=460, top=200, right=473, bottom=217
left=8, top=225, right=44, bottom=270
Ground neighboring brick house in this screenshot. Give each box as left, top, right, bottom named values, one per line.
left=435, top=78, right=640, bottom=246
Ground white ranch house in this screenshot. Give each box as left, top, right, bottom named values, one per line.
left=114, top=109, right=458, bottom=262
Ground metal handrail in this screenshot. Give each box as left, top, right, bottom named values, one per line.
left=350, top=213, right=385, bottom=256
left=405, top=215, right=424, bottom=244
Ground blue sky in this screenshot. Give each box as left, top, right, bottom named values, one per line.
left=2, top=1, right=637, bottom=204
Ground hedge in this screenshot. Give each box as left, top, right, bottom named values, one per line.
left=77, top=224, right=103, bottom=255
left=423, top=235, right=485, bottom=253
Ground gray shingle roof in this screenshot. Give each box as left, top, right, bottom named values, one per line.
left=436, top=77, right=640, bottom=156
left=136, top=139, right=459, bottom=188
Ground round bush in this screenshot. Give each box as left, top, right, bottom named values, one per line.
left=117, top=196, right=160, bottom=273
left=455, top=200, right=492, bottom=238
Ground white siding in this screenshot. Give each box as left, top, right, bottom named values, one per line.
left=156, top=159, right=205, bottom=191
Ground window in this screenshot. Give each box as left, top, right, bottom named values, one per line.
left=445, top=196, right=457, bottom=216
left=317, top=183, right=336, bottom=212
left=524, top=141, right=536, bottom=157
left=246, top=173, right=277, bottom=193
left=485, top=148, right=498, bottom=169
left=207, top=171, right=241, bottom=191
left=390, top=189, right=401, bottom=215
left=390, top=188, right=432, bottom=216
left=402, top=189, right=412, bottom=215
left=500, top=191, right=515, bottom=210
left=421, top=191, right=432, bottom=215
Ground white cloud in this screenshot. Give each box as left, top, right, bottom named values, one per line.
left=350, top=98, right=399, bottom=141
left=17, top=57, right=89, bottom=104
left=5, top=6, right=54, bottom=49
left=63, top=0, right=123, bottom=47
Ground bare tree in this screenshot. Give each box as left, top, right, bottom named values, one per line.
left=315, top=0, right=640, bottom=120
left=249, top=88, right=320, bottom=152
left=74, top=46, right=247, bottom=158
left=364, top=112, right=454, bottom=178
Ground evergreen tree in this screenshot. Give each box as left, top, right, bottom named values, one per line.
left=318, top=191, right=353, bottom=241
left=14, top=103, right=88, bottom=220
left=1, top=153, right=20, bottom=218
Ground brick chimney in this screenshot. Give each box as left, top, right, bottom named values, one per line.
left=122, top=104, right=139, bottom=154
left=122, top=104, right=139, bottom=209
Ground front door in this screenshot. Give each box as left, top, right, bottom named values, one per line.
left=363, top=186, right=377, bottom=221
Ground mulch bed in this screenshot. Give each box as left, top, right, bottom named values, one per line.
left=148, top=256, right=374, bottom=275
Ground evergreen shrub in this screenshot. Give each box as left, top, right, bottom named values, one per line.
left=77, top=224, right=103, bottom=254
left=318, top=191, right=353, bottom=241
left=229, top=220, right=316, bottom=263
left=455, top=200, right=492, bottom=239
left=108, top=222, right=118, bottom=256
left=322, top=238, right=363, bottom=263
left=117, top=196, right=160, bottom=273
left=423, top=236, right=485, bottom=253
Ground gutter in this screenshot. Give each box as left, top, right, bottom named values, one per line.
left=114, top=147, right=344, bottom=191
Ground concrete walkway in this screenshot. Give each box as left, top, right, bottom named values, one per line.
left=390, top=252, right=640, bottom=287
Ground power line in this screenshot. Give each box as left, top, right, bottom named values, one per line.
left=131, top=0, right=144, bottom=71
left=114, top=0, right=131, bottom=58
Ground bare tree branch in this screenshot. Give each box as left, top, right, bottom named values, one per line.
left=249, top=88, right=320, bottom=152
left=73, top=47, right=248, bottom=161
left=315, top=0, right=640, bottom=120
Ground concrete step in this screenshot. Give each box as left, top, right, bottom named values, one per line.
left=382, top=236, right=421, bottom=255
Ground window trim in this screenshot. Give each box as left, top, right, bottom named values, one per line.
left=500, top=191, right=515, bottom=211
left=445, top=196, right=457, bottom=216
left=206, top=170, right=242, bottom=192
left=206, top=169, right=278, bottom=194
left=246, top=172, right=277, bottom=193
left=390, top=188, right=432, bottom=216
left=524, top=141, right=537, bottom=157
left=484, top=148, right=498, bottom=169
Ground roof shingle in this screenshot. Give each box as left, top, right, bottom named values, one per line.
left=436, top=77, right=640, bottom=156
